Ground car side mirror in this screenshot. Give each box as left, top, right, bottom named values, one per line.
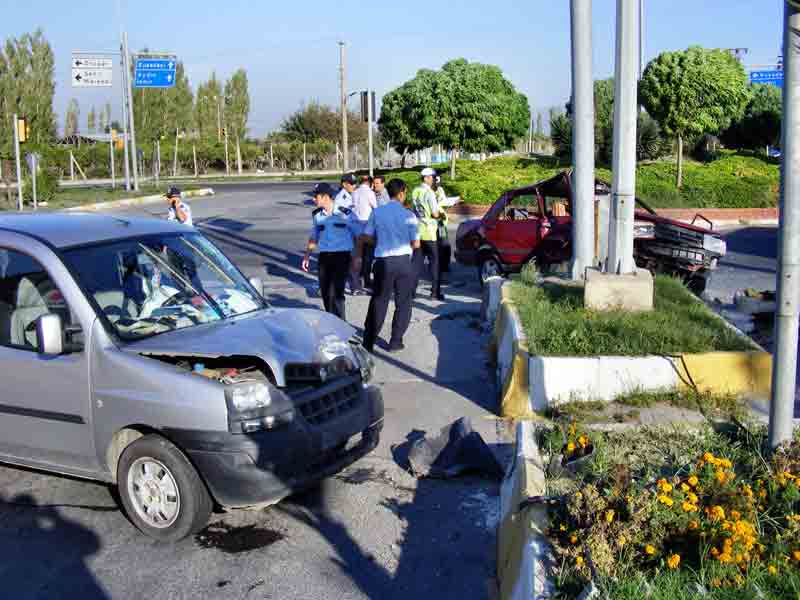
left=249, top=277, right=264, bottom=297
left=35, top=313, right=63, bottom=356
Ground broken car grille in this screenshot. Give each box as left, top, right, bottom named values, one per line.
left=291, top=375, right=362, bottom=426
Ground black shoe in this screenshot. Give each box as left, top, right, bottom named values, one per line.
left=431, top=292, right=445, bottom=301
left=387, top=342, right=405, bottom=353
left=363, top=342, right=375, bottom=354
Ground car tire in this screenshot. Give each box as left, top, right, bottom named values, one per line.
left=117, top=434, right=212, bottom=543
left=687, top=274, right=708, bottom=296
left=478, top=254, right=504, bottom=287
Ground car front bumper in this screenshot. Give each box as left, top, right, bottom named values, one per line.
left=164, top=384, right=384, bottom=508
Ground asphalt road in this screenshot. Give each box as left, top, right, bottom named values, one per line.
left=0, top=182, right=510, bottom=600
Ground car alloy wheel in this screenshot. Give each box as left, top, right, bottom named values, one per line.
left=126, top=457, right=181, bottom=529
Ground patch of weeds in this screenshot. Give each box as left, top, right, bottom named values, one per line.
left=545, top=400, right=609, bottom=423
left=616, top=388, right=747, bottom=420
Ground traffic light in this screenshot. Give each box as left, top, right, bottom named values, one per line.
left=17, top=117, right=28, bottom=143
left=111, top=129, right=118, bottom=142
left=360, top=91, right=376, bottom=123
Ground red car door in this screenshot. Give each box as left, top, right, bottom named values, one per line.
left=483, top=192, right=542, bottom=267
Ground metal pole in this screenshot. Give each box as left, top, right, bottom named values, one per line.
left=639, top=0, right=644, bottom=79
left=110, top=138, right=116, bottom=189
left=69, top=150, right=75, bottom=181
left=216, top=99, right=221, bottom=142
left=155, top=140, right=160, bottom=186
left=193, top=144, right=198, bottom=177
left=769, top=0, right=800, bottom=448
left=224, top=129, right=230, bottom=175
left=12, top=114, right=22, bottom=211
left=173, top=127, right=179, bottom=176
left=528, top=114, right=533, bottom=153
left=122, top=32, right=140, bottom=191
left=236, top=136, right=242, bottom=174
left=120, top=50, right=131, bottom=191
left=367, top=89, right=374, bottom=177
left=303, top=142, right=307, bottom=171
left=570, top=0, right=595, bottom=279
left=607, top=0, right=640, bottom=274
left=31, top=155, right=37, bottom=210
left=339, top=41, right=349, bottom=172
left=335, top=142, right=340, bottom=171
left=270, top=143, right=274, bottom=169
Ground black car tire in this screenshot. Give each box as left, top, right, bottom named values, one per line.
left=478, top=254, right=504, bottom=287
left=117, top=434, right=212, bottom=543
left=687, top=273, right=708, bottom=295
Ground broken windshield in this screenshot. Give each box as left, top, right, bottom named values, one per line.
left=63, top=232, right=267, bottom=340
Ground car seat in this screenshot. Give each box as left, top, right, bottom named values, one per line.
left=10, top=277, right=50, bottom=348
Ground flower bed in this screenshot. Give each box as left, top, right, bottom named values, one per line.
left=539, top=421, right=800, bottom=599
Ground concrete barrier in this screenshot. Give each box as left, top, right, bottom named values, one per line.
left=497, top=420, right=552, bottom=600
left=490, top=281, right=773, bottom=417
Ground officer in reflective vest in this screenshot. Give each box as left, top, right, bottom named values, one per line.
left=411, top=167, right=444, bottom=300
left=302, top=183, right=361, bottom=320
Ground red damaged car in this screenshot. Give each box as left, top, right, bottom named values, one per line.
left=455, top=171, right=726, bottom=294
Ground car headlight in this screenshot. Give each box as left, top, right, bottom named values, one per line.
left=350, top=340, right=374, bottom=383
left=317, top=334, right=351, bottom=362
left=634, top=222, right=655, bottom=238
left=703, top=234, right=727, bottom=256
left=225, top=380, right=295, bottom=433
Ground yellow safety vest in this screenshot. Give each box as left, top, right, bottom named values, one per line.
left=412, top=185, right=438, bottom=241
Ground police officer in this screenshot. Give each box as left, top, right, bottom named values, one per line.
left=301, top=183, right=360, bottom=320
left=165, top=187, right=193, bottom=226
left=411, top=167, right=444, bottom=300
left=433, top=175, right=451, bottom=276
left=354, top=178, right=420, bottom=353
left=334, top=173, right=357, bottom=211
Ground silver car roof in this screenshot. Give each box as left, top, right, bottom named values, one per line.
left=0, top=213, right=191, bottom=249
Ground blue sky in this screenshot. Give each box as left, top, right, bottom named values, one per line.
left=0, top=1, right=785, bottom=136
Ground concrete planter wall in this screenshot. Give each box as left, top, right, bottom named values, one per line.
left=485, top=279, right=773, bottom=418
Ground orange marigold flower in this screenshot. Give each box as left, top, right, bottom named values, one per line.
left=719, top=458, right=733, bottom=469
left=645, top=544, right=656, bottom=555
left=681, top=483, right=691, bottom=492
left=710, top=547, right=720, bottom=556
left=730, top=510, right=741, bottom=521
left=570, top=534, right=578, bottom=545
left=578, top=435, right=589, bottom=449
left=667, top=554, right=681, bottom=569
left=703, top=452, right=715, bottom=463
left=715, top=469, right=728, bottom=484
left=688, top=475, right=699, bottom=487
left=575, top=555, right=584, bottom=567
left=658, top=495, right=674, bottom=507
left=682, top=501, right=699, bottom=513
left=688, top=519, right=700, bottom=530
left=605, top=509, right=615, bottom=523
left=711, top=577, right=722, bottom=588
left=687, top=492, right=699, bottom=504
left=793, top=550, right=800, bottom=562
left=617, top=535, right=626, bottom=547
left=559, top=524, right=567, bottom=531
left=708, top=505, right=726, bottom=521
left=566, top=442, right=576, bottom=453
left=769, top=565, right=778, bottom=575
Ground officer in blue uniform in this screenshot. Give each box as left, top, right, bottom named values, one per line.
left=353, top=178, right=420, bottom=353
left=302, top=183, right=360, bottom=320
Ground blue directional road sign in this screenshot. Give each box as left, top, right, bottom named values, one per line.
left=134, top=57, right=177, bottom=88
left=749, top=70, right=783, bottom=88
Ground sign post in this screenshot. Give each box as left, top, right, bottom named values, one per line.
left=750, top=69, right=784, bottom=88
left=71, top=55, right=113, bottom=87
left=12, top=114, right=23, bottom=211
left=25, top=153, right=38, bottom=210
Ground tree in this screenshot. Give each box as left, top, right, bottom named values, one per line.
left=64, top=98, right=79, bottom=137
left=195, top=73, right=222, bottom=140
left=535, top=112, right=544, bottom=138
left=379, top=59, right=529, bottom=178
left=224, top=68, right=249, bottom=141
left=132, top=53, right=193, bottom=141
left=639, top=46, right=750, bottom=187
left=280, top=101, right=368, bottom=147
left=722, top=84, right=782, bottom=151
left=87, top=105, right=96, bottom=133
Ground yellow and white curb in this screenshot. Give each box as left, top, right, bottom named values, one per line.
left=488, top=280, right=773, bottom=418
left=498, top=420, right=552, bottom=600
left=64, top=187, right=215, bottom=212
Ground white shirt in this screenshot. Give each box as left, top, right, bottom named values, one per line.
left=375, top=189, right=391, bottom=206
left=352, top=183, right=377, bottom=221
left=334, top=188, right=353, bottom=211
left=167, top=200, right=193, bottom=226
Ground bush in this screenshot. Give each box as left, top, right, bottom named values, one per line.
left=551, top=114, right=573, bottom=160
left=692, top=134, right=722, bottom=163
left=23, top=165, right=59, bottom=203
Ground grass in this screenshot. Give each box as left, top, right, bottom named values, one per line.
left=0, top=183, right=205, bottom=211
left=510, top=275, right=754, bottom=357
left=616, top=388, right=746, bottom=420
left=381, top=151, right=779, bottom=209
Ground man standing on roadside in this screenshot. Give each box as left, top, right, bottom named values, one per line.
left=411, top=168, right=443, bottom=300
left=354, top=178, right=420, bottom=353
left=373, top=175, right=390, bottom=206
left=302, top=183, right=360, bottom=320
left=165, top=187, right=193, bottom=226
left=352, top=175, right=377, bottom=289
left=334, top=173, right=357, bottom=211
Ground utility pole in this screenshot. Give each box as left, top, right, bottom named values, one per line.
left=607, top=0, right=640, bottom=274
left=155, top=140, right=160, bottom=186
left=639, top=0, right=644, bottom=79
left=367, top=88, right=374, bottom=177
left=769, top=0, right=800, bottom=449
left=193, top=144, right=198, bottom=177
left=12, top=115, right=22, bottom=211
left=110, top=137, right=116, bottom=189
left=120, top=52, right=131, bottom=191
left=216, top=98, right=221, bottom=142
left=528, top=114, right=533, bottom=153
left=570, top=0, right=595, bottom=280
left=339, top=41, right=349, bottom=172
left=122, top=32, right=139, bottom=191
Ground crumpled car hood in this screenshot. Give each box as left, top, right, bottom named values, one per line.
left=123, top=308, right=356, bottom=386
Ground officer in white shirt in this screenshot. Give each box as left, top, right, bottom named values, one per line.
left=352, top=175, right=377, bottom=288
left=334, top=173, right=357, bottom=211
left=353, top=178, right=420, bottom=353
left=166, top=187, right=192, bottom=226
left=372, top=175, right=390, bottom=206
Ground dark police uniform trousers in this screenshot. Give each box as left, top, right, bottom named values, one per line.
left=363, top=255, right=415, bottom=351
left=318, top=251, right=351, bottom=320
left=413, top=240, right=440, bottom=297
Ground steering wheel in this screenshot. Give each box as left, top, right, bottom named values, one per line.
left=162, top=289, right=200, bottom=307
left=507, top=207, right=528, bottom=221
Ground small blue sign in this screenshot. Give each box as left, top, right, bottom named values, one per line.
left=134, top=58, right=177, bottom=88
left=749, top=69, right=783, bottom=88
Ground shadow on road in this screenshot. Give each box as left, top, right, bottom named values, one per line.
left=0, top=491, right=108, bottom=599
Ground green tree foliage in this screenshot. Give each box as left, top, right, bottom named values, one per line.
left=132, top=55, right=193, bottom=141
left=195, top=73, right=223, bottom=141
left=280, top=101, right=368, bottom=146
left=87, top=106, right=96, bottom=133
left=639, top=46, right=750, bottom=187
left=223, top=69, right=250, bottom=141
left=379, top=58, right=529, bottom=178
left=722, top=84, right=782, bottom=151
left=64, top=99, right=79, bottom=137
left=0, top=29, right=56, bottom=153
left=550, top=113, right=572, bottom=159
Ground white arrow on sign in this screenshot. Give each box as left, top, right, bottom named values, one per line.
left=71, top=56, right=113, bottom=70
left=72, top=67, right=113, bottom=87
